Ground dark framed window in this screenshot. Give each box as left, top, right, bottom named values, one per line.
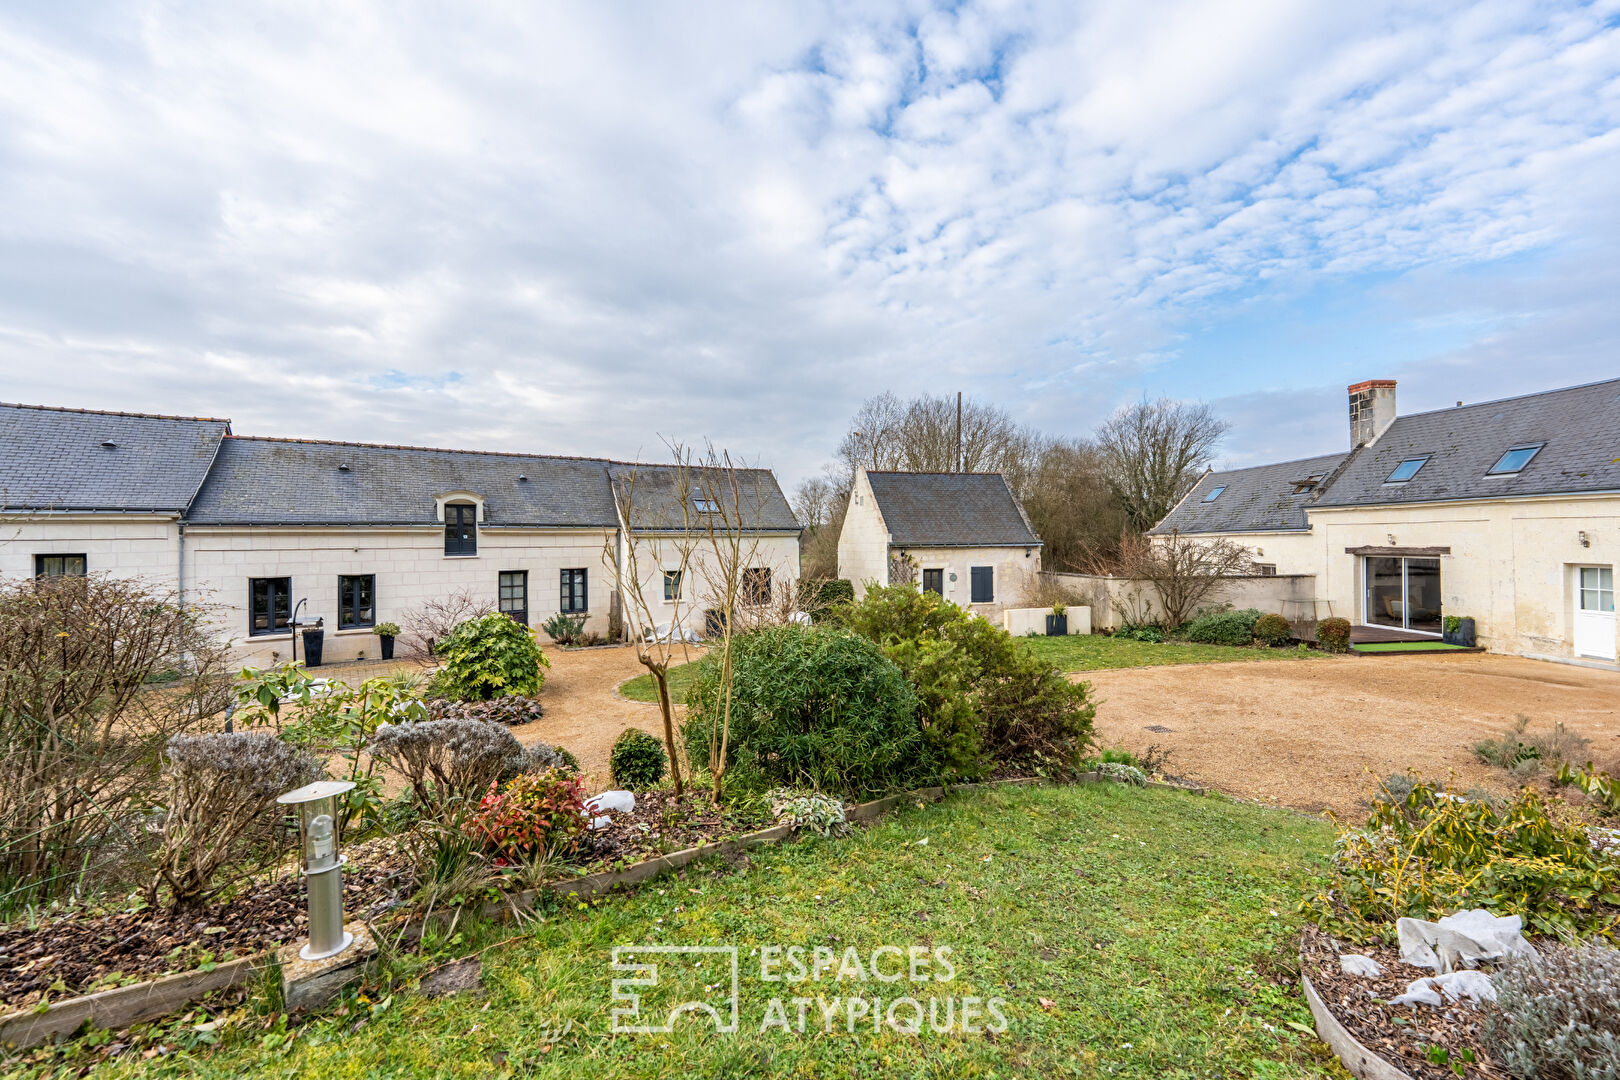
left=444, top=503, right=477, bottom=556
left=1385, top=457, right=1429, bottom=483
left=34, top=554, right=87, bottom=579
left=337, top=574, right=375, bottom=629
left=663, top=569, right=683, bottom=601
left=970, top=566, right=994, bottom=604
left=250, top=577, right=292, bottom=636
left=560, top=568, right=588, bottom=614
left=742, top=567, right=771, bottom=606
left=921, top=568, right=944, bottom=595
left=1487, top=444, right=1544, bottom=475
left=499, top=571, right=529, bottom=625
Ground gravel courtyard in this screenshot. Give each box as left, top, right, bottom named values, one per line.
left=1082, top=653, right=1620, bottom=816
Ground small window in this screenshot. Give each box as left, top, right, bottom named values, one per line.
left=249, top=577, right=292, bottom=636
left=1202, top=486, right=1225, bottom=502
left=921, top=568, right=944, bottom=596
left=742, top=567, right=772, bottom=606
left=970, top=566, right=994, bottom=604
left=34, top=554, right=87, bottom=579
left=1252, top=563, right=1278, bottom=576
left=663, top=569, right=683, bottom=601
left=1581, top=567, right=1615, bottom=613
left=500, top=571, right=529, bottom=624
left=444, top=503, right=477, bottom=556
left=337, top=574, right=375, bottom=629
left=692, top=498, right=718, bottom=513
left=1290, top=474, right=1323, bottom=495
left=1487, top=444, right=1544, bottom=475
left=560, top=568, right=588, bottom=614
left=1385, top=457, right=1429, bottom=483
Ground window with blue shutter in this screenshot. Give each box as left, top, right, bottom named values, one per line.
left=970, top=566, right=993, bottom=604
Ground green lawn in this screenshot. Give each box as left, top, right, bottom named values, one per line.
left=618, top=661, right=702, bottom=704
left=1020, top=634, right=1318, bottom=673
left=67, top=785, right=1339, bottom=1079
left=1352, top=641, right=1471, bottom=653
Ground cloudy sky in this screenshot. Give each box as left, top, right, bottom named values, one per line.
left=1, top=1, right=1616, bottom=488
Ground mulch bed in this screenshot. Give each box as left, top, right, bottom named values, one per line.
left=0, top=842, right=412, bottom=1011
left=570, top=790, right=774, bottom=872
left=1299, top=925, right=1504, bottom=1080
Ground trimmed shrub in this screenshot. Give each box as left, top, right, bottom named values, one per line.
left=1179, top=608, right=1262, bottom=646
left=1253, top=613, right=1293, bottom=647
left=799, top=578, right=856, bottom=622
left=1481, top=943, right=1620, bottom=1080
left=610, top=728, right=668, bottom=790
left=1316, top=616, right=1352, bottom=653
left=511, top=741, right=579, bottom=777
left=1113, top=623, right=1166, bottom=643
left=150, top=733, right=321, bottom=909
left=428, top=696, right=544, bottom=727
left=836, top=583, right=1095, bottom=778
left=683, top=624, right=925, bottom=797
left=370, top=718, right=523, bottom=819
left=464, top=770, right=587, bottom=863
left=429, top=613, right=550, bottom=700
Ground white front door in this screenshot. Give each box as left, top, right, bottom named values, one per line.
left=1574, top=566, right=1615, bottom=660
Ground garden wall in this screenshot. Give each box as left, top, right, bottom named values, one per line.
left=1037, top=571, right=1317, bottom=630
left=1002, top=606, right=1092, bottom=636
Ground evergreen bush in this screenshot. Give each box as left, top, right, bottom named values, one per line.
left=1253, top=612, right=1293, bottom=647
left=1315, top=616, right=1352, bottom=653
left=1179, top=608, right=1262, bottom=646
left=610, top=728, right=668, bottom=790
left=429, top=613, right=549, bottom=700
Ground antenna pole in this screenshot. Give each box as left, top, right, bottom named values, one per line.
left=955, top=391, right=962, bottom=472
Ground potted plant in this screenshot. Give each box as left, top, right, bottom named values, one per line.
left=1046, top=603, right=1068, bottom=637
left=301, top=616, right=325, bottom=667
left=1443, top=615, right=1476, bottom=647
left=373, top=621, right=401, bottom=660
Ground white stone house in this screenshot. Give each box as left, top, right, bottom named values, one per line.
left=1, top=402, right=801, bottom=667
left=837, top=469, right=1043, bottom=617
left=1151, top=377, right=1620, bottom=664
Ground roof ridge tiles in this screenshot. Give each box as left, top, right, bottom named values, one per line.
left=1, top=401, right=231, bottom=424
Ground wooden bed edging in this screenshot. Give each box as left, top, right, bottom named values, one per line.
left=4, top=771, right=1175, bottom=1050
left=1301, top=971, right=1416, bottom=1080
left=0, top=955, right=262, bottom=1052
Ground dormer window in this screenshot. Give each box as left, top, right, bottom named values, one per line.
left=1290, top=474, right=1324, bottom=495
left=445, top=502, right=477, bottom=556
left=1202, top=486, right=1225, bottom=502
left=1487, top=444, right=1544, bottom=475
left=1385, top=457, right=1428, bottom=483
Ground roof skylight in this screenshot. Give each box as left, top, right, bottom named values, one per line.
left=1385, top=457, right=1428, bottom=483
left=1487, top=444, right=1544, bottom=475
left=1202, top=486, right=1225, bottom=502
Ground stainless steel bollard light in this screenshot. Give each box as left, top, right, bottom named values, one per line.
left=277, top=780, right=356, bottom=961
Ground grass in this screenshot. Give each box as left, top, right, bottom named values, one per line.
left=1352, top=641, right=1471, bottom=653
left=51, top=784, right=1340, bottom=1079
left=623, top=635, right=1321, bottom=700
left=1020, top=634, right=1319, bottom=673
left=619, top=661, right=702, bottom=704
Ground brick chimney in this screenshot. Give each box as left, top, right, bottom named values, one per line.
left=1348, top=379, right=1397, bottom=447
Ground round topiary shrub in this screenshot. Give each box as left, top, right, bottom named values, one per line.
left=610, top=728, right=668, bottom=790
left=429, top=613, right=550, bottom=701
left=1316, top=616, right=1352, bottom=653
left=683, top=624, right=925, bottom=796
left=1253, top=612, right=1293, bottom=647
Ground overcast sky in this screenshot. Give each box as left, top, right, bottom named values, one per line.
left=1, top=1, right=1616, bottom=488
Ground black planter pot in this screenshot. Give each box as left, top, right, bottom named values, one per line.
left=379, top=635, right=395, bottom=660
left=302, top=627, right=325, bottom=667
left=1442, top=617, right=1476, bottom=647
left=1046, top=614, right=1068, bottom=637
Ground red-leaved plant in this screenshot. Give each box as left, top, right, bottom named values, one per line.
left=464, top=770, right=588, bottom=864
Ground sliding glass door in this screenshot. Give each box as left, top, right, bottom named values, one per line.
left=1364, top=556, right=1442, bottom=635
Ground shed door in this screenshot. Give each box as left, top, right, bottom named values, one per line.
left=1574, top=566, right=1615, bottom=660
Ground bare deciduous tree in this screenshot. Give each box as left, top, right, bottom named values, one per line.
left=792, top=473, right=846, bottom=580
left=1021, top=438, right=1129, bottom=571
left=1097, top=398, right=1230, bottom=534
left=1117, top=529, right=1254, bottom=629
left=398, top=588, right=495, bottom=660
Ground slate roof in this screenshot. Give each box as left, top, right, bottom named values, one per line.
left=1312, top=377, right=1620, bottom=508
left=607, top=463, right=801, bottom=533
left=865, top=471, right=1041, bottom=548
left=0, top=402, right=230, bottom=513
left=1149, top=452, right=1348, bottom=535
left=188, top=437, right=622, bottom=527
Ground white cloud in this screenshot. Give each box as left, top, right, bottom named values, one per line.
left=0, top=0, right=1615, bottom=486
